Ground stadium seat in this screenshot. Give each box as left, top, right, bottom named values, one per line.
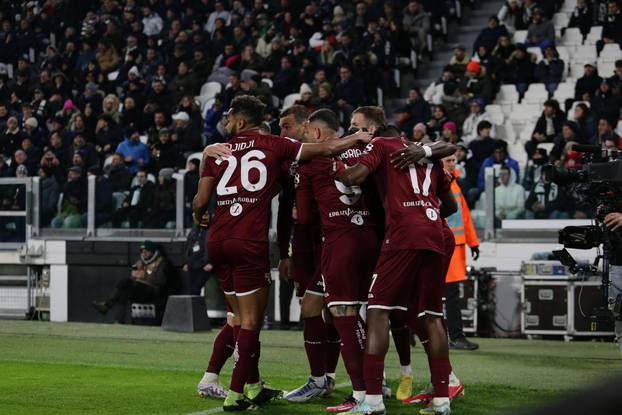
left=560, top=0, right=575, bottom=12
left=527, top=47, right=544, bottom=63
left=597, top=60, right=616, bottom=77
left=497, top=122, right=516, bottom=142
left=523, top=87, right=549, bottom=105
left=282, top=93, right=300, bottom=110
left=495, top=84, right=520, bottom=105
left=199, top=81, right=222, bottom=99
left=485, top=104, right=504, bottom=125
left=262, top=78, right=273, bottom=88
left=187, top=152, right=203, bottom=165
left=553, top=83, right=575, bottom=109
left=513, top=30, right=527, bottom=44
left=572, top=45, right=598, bottom=64
left=537, top=142, right=555, bottom=154
left=600, top=43, right=622, bottom=61
left=552, top=13, right=570, bottom=29
left=562, top=28, right=583, bottom=47
left=585, top=26, right=603, bottom=45
left=201, top=98, right=216, bottom=118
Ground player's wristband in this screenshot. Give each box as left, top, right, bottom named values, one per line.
left=422, top=145, right=432, bottom=158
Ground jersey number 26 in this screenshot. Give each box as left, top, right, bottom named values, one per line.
left=216, top=150, right=267, bottom=195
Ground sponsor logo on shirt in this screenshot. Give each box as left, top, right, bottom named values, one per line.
left=230, top=203, right=243, bottom=216
left=217, top=196, right=259, bottom=206
left=426, top=208, right=439, bottom=221
left=339, top=148, right=362, bottom=160
left=403, top=200, right=433, bottom=207
left=328, top=208, right=371, bottom=219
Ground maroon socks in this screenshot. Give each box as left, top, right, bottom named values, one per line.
left=206, top=324, right=235, bottom=374
left=303, top=315, right=327, bottom=377
left=333, top=316, right=365, bottom=390
left=325, top=322, right=341, bottom=374
left=230, top=328, right=259, bottom=393
left=363, top=353, right=385, bottom=395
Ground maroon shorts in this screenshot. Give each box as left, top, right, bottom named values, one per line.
left=207, top=239, right=271, bottom=296
left=322, top=228, right=378, bottom=307
left=368, top=249, right=444, bottom=313
left=292, top=226, right=322, bottom=297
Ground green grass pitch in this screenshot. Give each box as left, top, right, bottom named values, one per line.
left=0, top=320, right=620, bottom=415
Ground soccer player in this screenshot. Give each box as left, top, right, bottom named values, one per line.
left=292, top=109, right=379, bottom=407
left=335, top=135, right=456, bottom=415
left=277, top=106, right=340, bottom=402
left=193, top=95, right=372, bottom=411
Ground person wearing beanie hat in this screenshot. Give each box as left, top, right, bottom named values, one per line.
left=412, top=122, right=428, bottom=142
left=461, top=97, right=495, bottom=144
left=299, top=83, right=313, bottom=96
left=24, top=117, right=38, bottom=129
left=442, top=121, right=459, bottom=143
left=465, top=60, right=480, bottom=75
left=92, top=237, right=169, bottom=319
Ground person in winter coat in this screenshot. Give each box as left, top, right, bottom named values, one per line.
left=535, top=46, right=565, bottom=96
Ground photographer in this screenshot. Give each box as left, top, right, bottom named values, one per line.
left=604, top=212, right=622, bottom=356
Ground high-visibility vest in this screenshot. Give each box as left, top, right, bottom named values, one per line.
left=445, top=171, right=479, bottom=283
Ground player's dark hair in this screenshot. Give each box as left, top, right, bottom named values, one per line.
left=375, top=125, right=400, bottom=137
left=230, top=95, right=266, bottom=127
left=308, top=109, right=340, bottom=132
left=353, top=106, right=386, bottom=129
left=280, top=105, right=308, bottom=124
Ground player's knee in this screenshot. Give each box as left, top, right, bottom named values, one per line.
left=227, top=314, right=240, bottom=327
left=301, top=296, right=323, bottom=318
left=329, top=305, right=358, bottom=317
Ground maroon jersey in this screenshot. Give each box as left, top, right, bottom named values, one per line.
left=202, top=129, right=302, bottom=243
left=356, top=137, right=450, bottom=254
left=296, top=156, right=375, bottom=242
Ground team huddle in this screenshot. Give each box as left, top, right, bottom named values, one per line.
left=192, top=95, right=462, bottom=415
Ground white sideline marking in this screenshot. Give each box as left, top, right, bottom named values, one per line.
left=185, top=382, right=352, bottom=415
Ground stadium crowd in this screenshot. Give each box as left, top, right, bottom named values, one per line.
left=0, top=0, right=620, bottom=230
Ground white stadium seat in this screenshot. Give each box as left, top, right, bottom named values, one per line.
left=495, top=84, right=520, bottom=106
left=497, top=122, right=517, bottom=142
left=598, top=60, right=617, bottom=77
left=513, top=30, right=527, bottom=44
left=553, top=13, right=570, bottom=29
left=585, top=26, right=603, bottom=45
left=527, top=47, right=544, bottom=62
left=562, top=28, right=583, bottom=47
left=199, top=81, right=222, bottom=99
left=572, top=45, right=598, bottom=63
left=526, top=83, right=547, bottom=95
left=600, top=43, right=622, bottom=61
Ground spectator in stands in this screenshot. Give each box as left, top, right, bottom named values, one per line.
left=424, top=67, right=455, bottom=105
left=570, top=62, right=602, bottom=111
left=85, top=166, right=113, bottom=227
left=568, top=0, right=593, bottom=36
left=525, top=171, right=570, bottom=219
left=591, top=80, right=621, bottom=122
left=142, top=5, right=164, bottom=37
left=51, top=166, right=86, bottom=228
left=172, top=111, right=201, bottom=153
left=526, top=8, right=555, bottom=48
left=608, top=60, right=622, bottom=96
left=115, top=128, right=151, bottom=174
left=38, top=166, right=59, bottom=226
left=473, top=16, right=510, bottom=53
left=411, top=123, right=429, bottom=142
left=92, top=240, right=169, bottom=321
left=113, top=169, right=155, bottom=228
left=107, top=153, right=133, bottom=193
left=462, top=97, right=495, bottom=144
left=498, top=0, right=528, bottom=33
left=404, top=88, right=431, bottom=128
left=150, top=168, right=177, bottom=229
left=152, top=128, right=183, bottom=171
left=403, top=1, right=430, bottom=55
left=95, top=115, right=123, bottom=158
left=204, top=95, right=225, bottom=144
left=169, top=61, right=199, bottom=103
left=526, top=99, right=566, bottom=157
left=1, top=116, right=25, bottom=157
left=598, top=0, right=622, bottom=53
left=502, top=44, right=536, bottom=98
left=574, top=102, right=598, bottom=143
left=523, top=147, right=548, bottom=189
left=426, top=104, right=451, bottom=139
left=552, top=121, right=580, bottom=161
left=591, top=117, right=621, bottom=147
left=466, top=121, right=497, bottom=204
left=535, top=46, right=565, bottom=96
left=441, top=121, right=460, bottom=144
left=449, top=45, right=470, bottom=78
left=459, top=61, right=495, bottom=104
left=479, top=165, right=526, bottom=221
left=477, top=140, right=520, bottom=191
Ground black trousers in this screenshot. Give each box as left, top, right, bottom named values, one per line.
left=279, top=278, right=295, bottom=326
left=107, top=278, right=158, bottom=306
left=187, top=267, right=211, bottom=296
left=445, top=281, right=465, bottom=341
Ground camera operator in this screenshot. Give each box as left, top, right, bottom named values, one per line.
left=604, top=212, right=622, bottom=356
